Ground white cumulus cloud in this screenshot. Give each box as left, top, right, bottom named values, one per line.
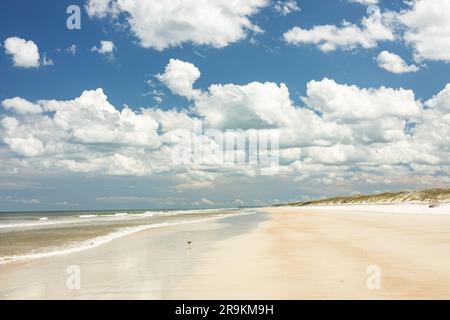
left=376, top=51, right=419, bottom=74
left=85, top=0, right=115, bottom=18
left=91, top=40, right=115, bottom=60
left=283, top=7, right=396, bottom=52
left=86, top=0, right=268, bottom=50
left=274, top=0, right=300, bottom=16
left=156, top=59, right=201, bottom=99
left=398, top=0, right=450, bottom=62
left=2, top=97, right=43, bottom=114
left=4, top=37, right=40, bottom=68
left=301, top=78, right=421, bottom=143
left=348, top=0, right=379, bottom=5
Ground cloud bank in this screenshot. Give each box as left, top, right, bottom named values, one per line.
left=1, top=60, right=449, bottom=191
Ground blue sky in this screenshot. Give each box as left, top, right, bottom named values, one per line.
left=1, top=0, right=450, bottom=211
left=1, top=0, right=447, bottom=107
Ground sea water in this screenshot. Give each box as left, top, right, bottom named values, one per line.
left=0, top=208, right=246, bottom=264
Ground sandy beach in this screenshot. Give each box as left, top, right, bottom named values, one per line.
left=2, top=205, right=450, bottom=299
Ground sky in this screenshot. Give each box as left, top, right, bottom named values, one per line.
left=0, top=0, right=450, bottom=211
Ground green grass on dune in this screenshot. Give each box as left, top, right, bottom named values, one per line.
left=280, top=188, right=450, bottom=207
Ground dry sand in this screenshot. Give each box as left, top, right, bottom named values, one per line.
left=175, top=206, right=450, bottom=299
left=2, top=206, right=450, bottom=299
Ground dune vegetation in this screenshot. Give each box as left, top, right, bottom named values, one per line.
left=281, top=188, right=450, bottom=207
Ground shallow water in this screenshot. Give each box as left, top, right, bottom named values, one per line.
left=0, top=208, right=244, bottom=264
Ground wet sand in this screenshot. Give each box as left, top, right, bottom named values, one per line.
left=0, top=213, right=264, bottom=299
left=2, top=206, right=450, bottom=299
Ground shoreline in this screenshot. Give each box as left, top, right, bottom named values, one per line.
left=0, top=213, right=265, bottom=299
left=2, top=205, right=450, bottom=299
left=0, top=210, right=253, bottom=265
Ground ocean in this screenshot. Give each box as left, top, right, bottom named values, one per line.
left=0, top=208, right=246, bottom=264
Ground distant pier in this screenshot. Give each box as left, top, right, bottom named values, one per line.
left=238, top=205, right=264, bottom=209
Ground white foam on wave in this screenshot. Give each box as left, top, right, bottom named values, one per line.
left=103, top=212, right=129, bottom=217
left=0, top=219, right=78, bottom=229
left=140, top=208, right=230, bottom=217
left=0, top=208, right=238, bottom=231
left=0, top=211, right=255, bottom=265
